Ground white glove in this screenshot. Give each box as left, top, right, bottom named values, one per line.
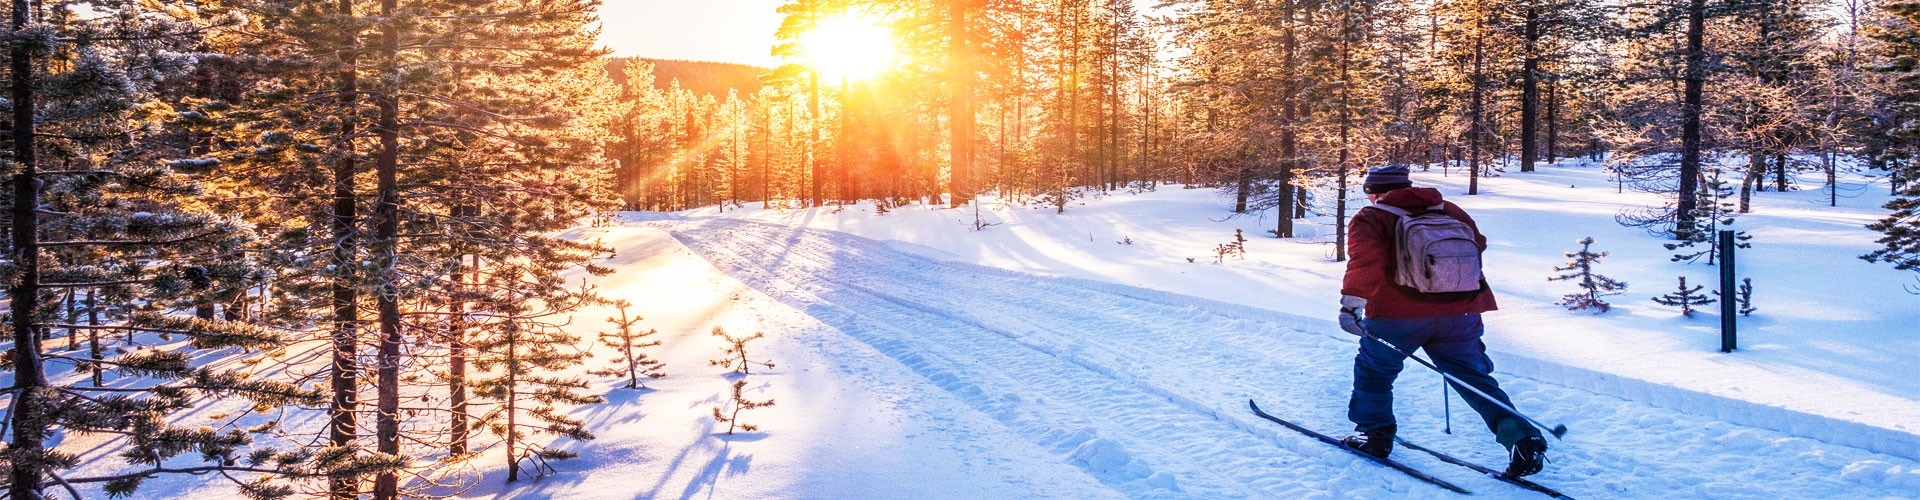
left=1339, top=295, right=1368, bottom=336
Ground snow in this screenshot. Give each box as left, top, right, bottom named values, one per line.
left=602, top=209, right=1918, bottom=498
left=411, top=227, right=1123, bottom=499
left=47, top=159, right=1920, bottom=498
left=686, top=159, right=1920, bottom=462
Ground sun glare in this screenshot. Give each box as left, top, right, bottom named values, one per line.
left=802, top=13, right=897, bottom=81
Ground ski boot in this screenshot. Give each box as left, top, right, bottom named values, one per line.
left=1505, top=436, right=1548, bottom=477
left=1340, top=424, right=1396, bottom=458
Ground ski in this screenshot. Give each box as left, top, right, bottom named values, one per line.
left=1247, top=400, right=1471, bottom=495
left=1395, top=437, right=1574, bottom=499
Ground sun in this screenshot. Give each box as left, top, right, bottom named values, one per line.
left=802, top=12, right=897, bottom=81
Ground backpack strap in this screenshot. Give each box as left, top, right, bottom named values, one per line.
left=1370, top=204, right=1412, bottom=218
left=1368, top=203, right=1447, bottom=218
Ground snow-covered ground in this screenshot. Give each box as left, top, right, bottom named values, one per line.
left=569, top=210, right=1920, bottom=498
left=687, top=160, right=1920, bottom=463
left=58, top=160, right=1920, bottom=498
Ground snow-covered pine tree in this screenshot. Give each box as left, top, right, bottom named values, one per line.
left=591, top=300, right=666, bottom=389
left=1652, top=276, right=1717, bottom=317
left=216, top=0, right=618, bottom=494
left=0, top=2, right=345, bottom=497
left=467, top=297, right=607, bottom=484
left=1549, top=237, right=1628, bottom=312
left=712, top=379, right=776, bottom=435
left=709, top=327, right=776, bottom=375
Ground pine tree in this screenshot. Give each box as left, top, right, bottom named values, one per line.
left=1664, top=178, right=1753, bottom=264
left=709, top=327, right=776, bottom=375
left=1550, top=237, right=1629, bottom=312
left=712, top=379, right=776, bottom=435
left=1738, top=278, right=1757, bottom=315
left=468, top=302, right=606, bottom=483
left=1866, top=0, right=1920, bottom=287
left=590, top=300, right=667, bottom=389
left=1652, top=276, right=1717, bottom=316
left=218, top=0, right=618, bottom=495
left=0, top=2, right=362, bottom=497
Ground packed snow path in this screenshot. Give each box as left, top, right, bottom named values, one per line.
left=643, top=217, right=1920, bottom=498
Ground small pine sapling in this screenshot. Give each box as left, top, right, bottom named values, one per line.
left=709, top=327, right=776, bottom=374
left=712, top=379, right=775, bottom=434
left=1652, top=276, right=1716, bottom=317
left=1715, top=278, right=1757, bottom=316
left=1548, top=237, right=1628, bottom=312
left=589, top=300, right=666, bottom=389
left=1738, top=278, right=1755, bottom=315
left=1214, top=230, right=1249, bottom=263
left=1666, top=179, right=1752, bottom=264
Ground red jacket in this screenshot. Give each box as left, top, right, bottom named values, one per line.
left=1341, top=187, right=1499, bottom=319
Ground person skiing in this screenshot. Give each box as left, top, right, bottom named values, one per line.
left=1336, top=165, right=1549, bottom=477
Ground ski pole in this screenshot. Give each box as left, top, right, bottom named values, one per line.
left=1353, top=317, right=1569, bottom=439
left=1443, top=380, right=1452, bottom=434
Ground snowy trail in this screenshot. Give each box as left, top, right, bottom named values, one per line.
left=648, top=217, right=1920, bottom=499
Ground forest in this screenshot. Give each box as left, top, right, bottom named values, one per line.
left=0, top=0, right=1917, bottom=498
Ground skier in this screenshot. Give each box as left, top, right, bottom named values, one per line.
left=1336, top=165, right=1549, bottom=477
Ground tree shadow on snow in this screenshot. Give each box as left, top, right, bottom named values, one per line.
left=677, top=441, right=754, bottom=500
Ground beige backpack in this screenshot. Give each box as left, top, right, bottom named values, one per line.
left=1370, top=204, right=1484, bottom=294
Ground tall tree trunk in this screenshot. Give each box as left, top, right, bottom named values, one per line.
left=809, top=72, right=822, bottom=208
left=837, top=78, right=850, bottom=205
left=328, top=0, right=362, bottom=496
left=504, top=323, right=521, bottom=483
left=1276, top=0, right=1299, bottom=238
left=1235, top=160, right=1251, bottom=213
left=1067, top=0, right=1084, bottom=204
left=87, top=289, right=101, bottom=387
left=1678, top=0, right=1707, bottom=231
left=1741, top=151, right=1762, bottom=213
left=1546, top=76, right=1559, bottom=164
left=1469, top=11, right=1486, bottom=195
left=950, top=0, right=975, bottom=207
left=8, top=0, right=49, bottom=492
left=372, top=0, right=404, bottom=496
left=1335, top=6, right=1355, bottom=262
left=448, top=229, right=472, bottom=456
left=1520, top=4, right=1541, bottom=173
left=1774, top=152, right=1788, bottom=191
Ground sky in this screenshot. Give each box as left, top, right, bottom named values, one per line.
left=598, top=1, right=786, bottom=67
left=597, top=1, right=1177, bottom=69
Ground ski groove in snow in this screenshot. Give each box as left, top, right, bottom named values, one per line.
left=651, top=217, right=1920, bottom=499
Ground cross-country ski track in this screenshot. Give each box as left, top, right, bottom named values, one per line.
left=622, top=216, right=1920, bottom=499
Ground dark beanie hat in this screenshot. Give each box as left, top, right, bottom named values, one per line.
left=1364, top=165, right=1412, bottom=194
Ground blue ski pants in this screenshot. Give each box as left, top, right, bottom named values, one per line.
left=1348, top=313, right=1541, bottom=448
